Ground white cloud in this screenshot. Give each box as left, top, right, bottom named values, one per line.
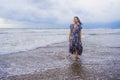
left=0, top=0, right=120, bottom=28
left=48, top=0, right=120, bottom=23
left=0, top=18, right=23, bottom=28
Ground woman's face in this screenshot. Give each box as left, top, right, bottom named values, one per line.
left=73, top=17, right=78, bottom=24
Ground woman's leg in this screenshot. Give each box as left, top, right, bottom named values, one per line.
left=68, top=53, right=72, bottom=57
left=68, top=43, right=72, bottom=57
left=74, top=48, right=78, bottom=59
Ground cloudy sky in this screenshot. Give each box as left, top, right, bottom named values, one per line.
left=0, top=0, right=120, bottom=28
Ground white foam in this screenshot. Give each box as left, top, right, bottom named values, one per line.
left=0, top=29, right=69, bottom=55
left=1, top=28, right=118, bottom=55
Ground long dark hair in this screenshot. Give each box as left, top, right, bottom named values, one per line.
left=74, top=16, right=82, bottom=25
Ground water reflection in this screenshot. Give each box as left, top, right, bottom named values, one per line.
left=67, top=58, right=90, bottom=79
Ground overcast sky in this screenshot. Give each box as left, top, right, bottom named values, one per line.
left=0, top=0, right=120, bottom=28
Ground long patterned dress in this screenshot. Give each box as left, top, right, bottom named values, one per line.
left=69, top=24, right=83, bottom=55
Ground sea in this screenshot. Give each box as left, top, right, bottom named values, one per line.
left=0, top=28, right=120, bottom=55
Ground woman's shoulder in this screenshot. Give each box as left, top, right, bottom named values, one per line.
left=78, top=24, right=82, bottom=29
left=69, top=24, right=74, bottom=29
left=70, top=24, right=74, bottom=27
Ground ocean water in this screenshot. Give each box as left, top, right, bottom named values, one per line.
left=0, top=28, right=120, bottom=79
left=0, top=28, right=120, bottom=55
left=0, top=29, right=69, bottom=55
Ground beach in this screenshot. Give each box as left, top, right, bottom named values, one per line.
left=0, top=29, right=120, bottom=80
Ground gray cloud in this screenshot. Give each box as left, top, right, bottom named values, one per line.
left=0, top=0, right=120, bottom=28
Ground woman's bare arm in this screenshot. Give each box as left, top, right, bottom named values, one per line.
left=68, top=29, right=72, bottom=42
left=80, top=30, right=82, bottom=42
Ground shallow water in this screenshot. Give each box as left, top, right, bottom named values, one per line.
left=0, top=29, right=69, bottom=55
left=0, top=29, right=120, bottom=80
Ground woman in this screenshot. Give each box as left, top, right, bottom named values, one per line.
left=68, top=16, right=83, bottom=59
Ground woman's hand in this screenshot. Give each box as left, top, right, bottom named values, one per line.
left=68, top=38, right=70, bottom=42
left=69, top=28, right=72, bottom=43
left=68, top=38, right=71, bottom=43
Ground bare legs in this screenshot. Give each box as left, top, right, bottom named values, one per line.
left=74, top=48, right=78, bottom=59
left=68, top=53, right=71, bottom=57
left=68, top=47, right=79, bottom=59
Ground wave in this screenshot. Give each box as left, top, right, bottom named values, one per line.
left=0, top=29, right=69, bottom=55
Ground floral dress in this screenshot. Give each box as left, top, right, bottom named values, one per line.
left=69, top=24, right=83, bottom=55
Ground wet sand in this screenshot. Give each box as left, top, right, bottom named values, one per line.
left=0, top=31, right=120, bottom=80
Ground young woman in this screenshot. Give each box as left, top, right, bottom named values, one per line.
left=68, top=16, right=83, bottom=59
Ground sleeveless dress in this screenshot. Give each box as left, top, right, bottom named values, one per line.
left=69, top=24, right=83, bottom=55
